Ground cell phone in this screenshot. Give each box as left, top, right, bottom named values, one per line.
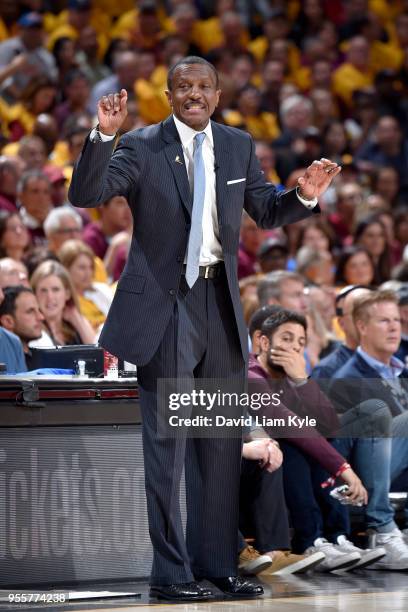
left=330, top=485, right=364, bottom=507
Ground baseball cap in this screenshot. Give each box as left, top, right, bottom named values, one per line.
left=258, top=237, right=288, bottom=259
left=17, top=12, right=43, bottom=28
left=68, top=0, right=92, bottom=10
left=43, top=166, right=67, bottom=184
left=139, top=1, right=158, bottom=14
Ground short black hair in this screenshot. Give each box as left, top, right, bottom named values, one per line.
left=0, top=286, right=33, bottom=318
left=248, top=305, right=283, bottom=339
left=260, top=309, right=307, bottom=341
left=167, top=55, right=219, bottom=90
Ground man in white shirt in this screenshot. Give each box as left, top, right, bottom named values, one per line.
left=69, top=56, right=340, bottom=601
left=0, top=12, right=57, bottom=102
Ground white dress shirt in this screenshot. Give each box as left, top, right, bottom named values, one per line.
left=90, top=119, right=317, bottom=265
left=172, top=115, right=222, bottom=264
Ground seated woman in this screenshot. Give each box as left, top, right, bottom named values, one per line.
left=3, top=76, right=57, bottom=141
left=335, top=245, right=376, bottom=288
left=353, top=214, right=392, bottom=286
left=58, top=239, right=113, bottom=331
left=0, top=211, right=30, bottom=261
left=30, top=260, right=95, bottom=347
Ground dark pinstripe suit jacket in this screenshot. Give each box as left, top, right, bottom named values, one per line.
left=69, top=116, right=318, bottom=366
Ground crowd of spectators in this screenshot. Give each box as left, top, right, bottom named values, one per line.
left=1, top=0, right=408, bottom=580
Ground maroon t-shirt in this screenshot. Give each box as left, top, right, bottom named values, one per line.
left=0, top=193, right=18, bottom=214
left=238, top=244, right=258, bottom=279
left=82, top=222, right=108, bottom=259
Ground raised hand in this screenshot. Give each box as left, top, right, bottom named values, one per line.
left=97, top=89, right=128, bottom=136
left=297, top=157, right=341, bottom=200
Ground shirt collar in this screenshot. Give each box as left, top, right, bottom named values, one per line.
left=19, top=207, right=41, bottom=229
left=173, top=114, right=213, bottom=150
left=357, top=346, right=404, bottom=378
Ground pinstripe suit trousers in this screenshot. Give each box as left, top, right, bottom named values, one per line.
left=137, top=269, right=246, bottom=585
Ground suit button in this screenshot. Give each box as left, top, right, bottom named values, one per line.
left=169, top=289, right=176, bottom=296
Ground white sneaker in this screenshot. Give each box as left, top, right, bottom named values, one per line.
left=260, top=550, right=325, bottom=575
left=304, top=538, right=361, bottom=572
left=402, top=528, right=408, bottom=544
left=369, top=529, right=408, bottom=570
left=335, top=535, right=386, bottom=569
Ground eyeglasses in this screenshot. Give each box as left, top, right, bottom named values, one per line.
left=55, top=227, right=81, bottom=234
left=6, top=223, right=26, bottom=233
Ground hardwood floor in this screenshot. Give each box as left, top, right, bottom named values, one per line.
left=1, top=571, right=408, bottom=612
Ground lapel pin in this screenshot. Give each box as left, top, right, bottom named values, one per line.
left=175, top=155, right=183, bottom=164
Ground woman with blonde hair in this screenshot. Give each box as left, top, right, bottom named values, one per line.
left=58, top=239, right=113, bottom=330
left=30, top=260, right=95, bottom=347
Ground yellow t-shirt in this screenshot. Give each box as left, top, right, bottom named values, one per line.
left=248, top=36, right=301, bottom=74
left=93, top=256, right=108, bottom=284
left=47, top=11, right=110, bottom=59
left=134, top=78, right=170, bottom=124
left=110, top=6, right=168, bottom=41
left=223, top=110, right=280, bottom=141
left=78, top=294, right=106, bottom=330
left=192, top=16, right=249, bottom=54
left=0, top=17, right=9, bottom=42
left=332, top=63, right=374, bottom=107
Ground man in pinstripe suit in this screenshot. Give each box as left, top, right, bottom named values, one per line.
left=69, top=56, right=340, bottom=601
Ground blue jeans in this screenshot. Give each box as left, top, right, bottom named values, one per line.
left=332, top=411, right=408, bottom=532
left=390, top=412, right=408, bottom=525
left=280, top=441, right=349, bottom=553
left=331, top=437, right=395, bottom=532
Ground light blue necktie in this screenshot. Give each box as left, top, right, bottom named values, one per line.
left=185, top=132, right=206, bottom=288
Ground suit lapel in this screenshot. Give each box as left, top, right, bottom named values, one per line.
left=161, top=116, right=192, bottom=217
left=212, top=121, right=231, bottom=226
left=355, top=353, right=381, bottom=378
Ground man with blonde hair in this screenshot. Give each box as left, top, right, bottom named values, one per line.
left=329, top=290, right=408, bottom=570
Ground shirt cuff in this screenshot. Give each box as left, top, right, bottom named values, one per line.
left=287, top=377, right=308, bottom=388
left=89, top=127, right=116, bottom=142
left=295, top=186, right=318, bottom=209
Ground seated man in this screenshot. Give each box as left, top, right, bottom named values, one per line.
left=0, top=257, right=30, bottom=289
left=329, top=290, right=408, bottom=569
left=246, top=307, right=384, bottom=571
left=395, top=286, right=408, bottom=366
left=239, top=435, right=325, bottom=576
left=0, top=286, right=44, bottom=370
left=311, top=285, right=372, bottom=392
left=0, top=285, right=27, bottom=373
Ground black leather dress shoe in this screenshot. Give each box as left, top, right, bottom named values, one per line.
left=149, top=581, right=213, bottom=601
left=207, top=576, right=263, bottom=598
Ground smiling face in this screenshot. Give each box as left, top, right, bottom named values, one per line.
left=35, top=274, right=69, bottom=322
left=344, top=251, right=374, bottom=286
left=166, top=63, right=221, bottom=131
